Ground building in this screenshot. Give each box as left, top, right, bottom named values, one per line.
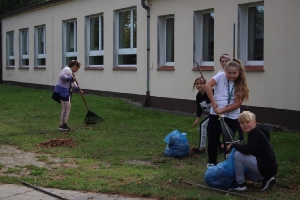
left=1, top=0, right=300, bottom=129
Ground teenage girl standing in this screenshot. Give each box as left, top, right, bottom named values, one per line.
left=205, top=59, right=249, bottom=166
left=219, top=54, right=245, bottom=141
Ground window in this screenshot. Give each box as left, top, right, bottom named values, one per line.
left=34, top=25, right=46, bottom=66
left=86, top=14, right=104, bottom=66
left=63, top=19, right=77, bottom=66
left=115, top=8, right=137, bottom=66
left=6, top=31, right=14, bottom=67
left=19, top=28, right=29, bottom=66
left=239, top=3, right=264, bottom=66
left=158, top=15, right=174, bottom=67
left=194, top=10, right=214, bottom=66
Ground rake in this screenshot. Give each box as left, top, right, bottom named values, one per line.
left=73, top=77, right=104, bottom=124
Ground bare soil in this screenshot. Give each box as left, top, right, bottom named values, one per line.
left=0, top=144, right=74, bottom=177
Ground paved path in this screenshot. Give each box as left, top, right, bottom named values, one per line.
left=0, top=184, right=154, bottom=200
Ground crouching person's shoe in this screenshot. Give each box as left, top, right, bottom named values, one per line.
left=229, top=181, right=247, bottom=191
left=260, top=177, right=276, bottom=191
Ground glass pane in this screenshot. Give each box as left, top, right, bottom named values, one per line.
left=37, top=58, right=46, bottom=66
left=9, top=59, right=14, bottom=66
left=90, top=16, right=100, bottom=51
left=248, top=6, right=264, bottom=61
left=118, top=54, right=136, bottom=65
left=89, top=56, right=103, bottom=65
left=22, top=59, right=29, bottom=65
left=37, top=27, right=45, bottom=54
left=166, top=18, right=174, bottom=62
left=66, top=57, right=77, bottom=65
left=21, top=30, right=28, bottom=55
left=203, top=13, right=214, bottom=61
left=133, top=9, right=137, bottom=48
left=8, top=32, right=14, bottom=56
left=119, top=10, right=131, bottom=49
left=66, top=21, right=75, bottom=52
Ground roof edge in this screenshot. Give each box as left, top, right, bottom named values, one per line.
left=0, top=0, right=72, bottom=19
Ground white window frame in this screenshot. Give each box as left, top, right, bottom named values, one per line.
left=238, top=2, right=264, bottom=66
left=86, top=14, right=104, bottom=67
left=158, top=15, right=174, bottom=67
left=63, top=19, right=77, bottom=66
left=19, top=28, right=29, bottom=67
left=194, top=9, right=214, bottom=67
left=114, top=7, right=137, bottom=67
left=34, top=25, right=46, bottom=67
left=6, top=31, right=15, bottom=67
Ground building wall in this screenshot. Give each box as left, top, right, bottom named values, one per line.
left=2, top=0, right=300, bottom=128
left=2, top=0, right=148, bottom=95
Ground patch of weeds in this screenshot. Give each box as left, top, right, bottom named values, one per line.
left=37, top=155, right=48, bottom=162
left=5, top=167, right=22, bottom=174
left=24, top=165, right=47, bottom=176
left=0, top=164, right=5, bottom=169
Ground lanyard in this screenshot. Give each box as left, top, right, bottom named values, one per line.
left=227, top=80, right=234, bottom=105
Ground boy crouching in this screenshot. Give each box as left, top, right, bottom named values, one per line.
left=227, top=111, right=278, bottom=191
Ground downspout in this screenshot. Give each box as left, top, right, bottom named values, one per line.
left=141, top=0, right=151, bottom=107
left=0, top=20, right=2, bottom=84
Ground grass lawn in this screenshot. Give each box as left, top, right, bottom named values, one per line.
left=0, top=84, right=299, bottom=200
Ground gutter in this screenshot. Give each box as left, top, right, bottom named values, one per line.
left=0, top=20, right=2, bottom=84
left=141, top=0, right=151, bottom=107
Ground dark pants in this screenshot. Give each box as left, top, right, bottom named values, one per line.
left=207, top=114, right=237, bottom=165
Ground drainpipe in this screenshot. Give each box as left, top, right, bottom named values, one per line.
left=0, top=20, right=2, bottom=84
left=141, top=0, right=151, bottom=107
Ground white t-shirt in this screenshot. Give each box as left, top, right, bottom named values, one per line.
left=209, top=72, right=240, bottom=119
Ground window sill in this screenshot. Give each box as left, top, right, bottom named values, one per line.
left=113, top=67, right=137, bottom=71
left=157, top=66, right=175, bottom=71
left=85, top=67, right=104, bottom=70
left=34, top=67, right=46, bottom=70
left=192, top=66, right=214, bottom=71
left=19, top=67, right=29, bottom=70
left=244, top=66, right=264, bottom=72
left=6, top=67, right=15, bottom=69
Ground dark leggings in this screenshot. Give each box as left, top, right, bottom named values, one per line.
left=207, top=114, right=237, bottom=165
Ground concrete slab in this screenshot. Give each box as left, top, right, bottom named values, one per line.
left=0, top=184, right=155, bottom=200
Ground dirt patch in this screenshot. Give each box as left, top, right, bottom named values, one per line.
left=0, top=144, right=75, bottom=177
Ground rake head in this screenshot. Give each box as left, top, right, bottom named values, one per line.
left=84, top=110, right=104, bottom=125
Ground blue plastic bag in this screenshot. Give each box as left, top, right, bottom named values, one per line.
left=204, top=148, right=237, bottom=190
left=164, top=130, right=189, bottom=158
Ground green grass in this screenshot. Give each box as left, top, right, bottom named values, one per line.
left=0, top=84, right=299, bottom=199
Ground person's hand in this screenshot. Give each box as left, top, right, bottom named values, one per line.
left=79, top=90, right=83, bottom=94
left=72, top=76, right=77, bottom=82
left=214, top=108, right=223, bottom=115
left=211, top=101, right=218, bottom=109
left=192, top=118, right=200, bottom=127
left=226, top=144, right=231, bottom=151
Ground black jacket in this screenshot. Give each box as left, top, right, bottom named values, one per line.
left=196, top=92, right=211, bottom=117
left=232, top=126, right=278, bottom=179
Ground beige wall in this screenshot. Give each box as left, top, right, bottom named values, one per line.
left=2, top=0, right=300, bottom=111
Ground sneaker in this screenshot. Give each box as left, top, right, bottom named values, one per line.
left=58, top=123, right=71, bottom=131
left=194, top=148, right=206, bottom=154
left=229, top=181, right=247, bottom=191
left=260, top=177, right=276, bottom=191
left=206, top=163, right=215, bottom=168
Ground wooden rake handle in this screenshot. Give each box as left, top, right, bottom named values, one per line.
left=72, top=74, right=89, bottom=111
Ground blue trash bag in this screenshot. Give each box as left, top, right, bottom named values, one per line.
left=204, top=148, right=237, bottom=190
left=164, top=130, right=189, bottom=158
